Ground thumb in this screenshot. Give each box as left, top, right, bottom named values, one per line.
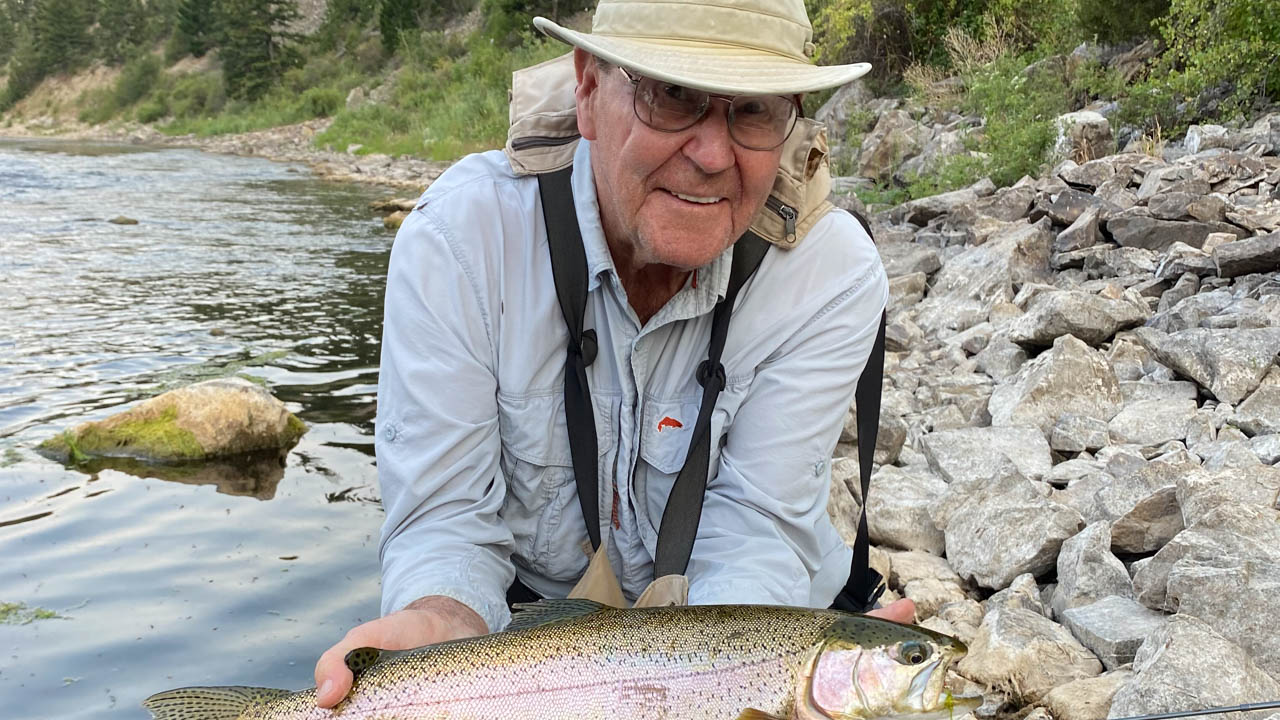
left=313, top=641, right=356, bottom=708
left=866, top=598, right=916, bottom=624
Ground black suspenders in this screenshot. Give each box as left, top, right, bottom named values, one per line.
left=536, top=166, right=885, bottom=611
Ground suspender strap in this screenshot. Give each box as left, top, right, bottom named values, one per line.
left=831, top=310, right=887, bottom=612
left=832, top=208, right=887, bottom=613
left=653, top=232, right=770, bottom=578
left=538, top=167, right=601, bottom=551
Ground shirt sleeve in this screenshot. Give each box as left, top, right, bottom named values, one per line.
left=375, top=202, right=515, bottom=632
left=686, top=230, right=888, bottom=608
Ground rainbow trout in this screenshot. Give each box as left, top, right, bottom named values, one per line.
left=143, top=600, right=979, bottom=720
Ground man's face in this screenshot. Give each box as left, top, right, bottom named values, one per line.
left=574, top=50, right=786, bottom=272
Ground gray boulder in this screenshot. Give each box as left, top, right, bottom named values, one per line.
left=1132, top=327, right=1280, bottom=405
left=959, top=605, right=1103, bottom=703
left=867, top=466, right=948, bottom=555
left=1107, top=398, right=1198, bottom=447
left=1108, top=615, right=1280, bottom=720
left=914, top=219, right=1054, bottom=336
left=1110, top=485, right=1184, bottom=554
left=921, top=426, right=1053, bottom=485
left=1132, top=502, right=1280, bottom=612
left=1051, top=413, right=1111, bottom=453
left=938, top=466, right=1083, bottom=589
left=1007, top=288, right=1150, bottom=347
left=1108, top=215, right=1245, bottom=252
left=858, top=110, right=931, bottom=183
left=1041, top=670, right=1132, bottom=720
left=989, top=335, right=1124, bottom=435
left=1060, top=596, right=1167, bottom=670
left=1234, top=367, right=1280, bottom=436
left=38, top=377, right=306, bottom=463
left=878, top=242, right=942, bottom=278
left=1052, top=522, right=1135, bottom=617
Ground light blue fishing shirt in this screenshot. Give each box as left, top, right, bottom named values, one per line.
left=376, top=140, right=888, bottom=632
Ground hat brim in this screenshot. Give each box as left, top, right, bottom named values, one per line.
left=534, top=17, right=870, bottom=96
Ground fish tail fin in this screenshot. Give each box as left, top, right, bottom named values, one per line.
left=142, top=685, right=291, bottom=720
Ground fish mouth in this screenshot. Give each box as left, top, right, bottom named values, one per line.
left=890, top=692, right=983, bottom=720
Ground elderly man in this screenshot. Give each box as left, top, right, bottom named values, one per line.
left=313, top=0, right=904, bottom=707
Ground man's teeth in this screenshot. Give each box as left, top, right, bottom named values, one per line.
left=671, top=191, right=722, bottom=204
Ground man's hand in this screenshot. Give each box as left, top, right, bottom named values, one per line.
left=313, top=596, right=488, bottom=708
left=864, top=598, right=916, bottom=624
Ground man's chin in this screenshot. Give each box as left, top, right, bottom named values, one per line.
left=639, top=230, right=736, bottom=272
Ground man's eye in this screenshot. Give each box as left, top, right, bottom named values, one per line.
left=660, top=83, right=693, bottom=102
left=737, top=100, right=769, bottom=116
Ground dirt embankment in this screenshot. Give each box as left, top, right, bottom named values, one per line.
left=3, top=68, right=447, bottom=193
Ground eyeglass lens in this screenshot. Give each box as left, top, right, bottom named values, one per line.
left=630, top=74, right=797, bottom=150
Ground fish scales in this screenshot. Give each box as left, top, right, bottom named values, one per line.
left=250, top=606, right=841, bottom=720
left=145, top=602, right=976, bottom=720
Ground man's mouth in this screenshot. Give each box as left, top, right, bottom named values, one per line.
left=667, top=190, right=724, bottom=205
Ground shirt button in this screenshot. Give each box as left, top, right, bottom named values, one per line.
left=382, top=423, right=399, bottom=442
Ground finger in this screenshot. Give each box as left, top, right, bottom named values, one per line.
left=866, top=598, right=916, bottom=624
left=313, top=641, right=356, bottom=708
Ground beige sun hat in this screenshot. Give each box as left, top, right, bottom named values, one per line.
left=533, top=0, right=871, bottom=97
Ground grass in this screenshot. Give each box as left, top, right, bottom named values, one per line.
left=1, top=447, right=22, bottom=467
left=0, top=602, right=63, bottom=625
left=316, top=32, right=565, bottom=159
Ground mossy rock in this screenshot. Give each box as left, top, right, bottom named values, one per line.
left=39, top=377, right=307, bottom=464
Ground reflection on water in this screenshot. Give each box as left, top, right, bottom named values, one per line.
left=0, top=138, right=407, bottom=718
left=69, top=449, right=292, bottom=500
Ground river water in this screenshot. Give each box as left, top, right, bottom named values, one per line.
left=0, top=138, right=404, bottom=719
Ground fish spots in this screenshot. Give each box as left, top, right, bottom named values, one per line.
left=619, top=680, right=669, bottom=712
left=657, top=417, right=683, bottom=433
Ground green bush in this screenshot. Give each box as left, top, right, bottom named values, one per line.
left=136, top=97, right=169, bottom=123
left=1076, top=0, right=1167, bottom=43
left=298, top=87, right=343, bottom=117
left=114, top=53, right=163, bottom=107
left=168, top=72, right=226, bottom=118
left=805, top=0, right=1083, bottom=88
left=1139, top=0, right=1280, bottom=127
left=481, top=0, right=567, bottom=47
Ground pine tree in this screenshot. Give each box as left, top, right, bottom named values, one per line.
left=1, top=25, right=44, bottom=110
left=378, top=0, right=423, bottom=54
left=95, top=0, right=147, bottom=63
left=32, top=0, right=91, bottom=73
left=217, top=0, right=302, bottom=101
left=0, top=3, right=15, bottom=67
left=175, top=0, right=218, bottom=57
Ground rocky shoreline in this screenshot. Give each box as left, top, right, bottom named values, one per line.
left=2, top=116, right=447, bottom=192
left=818, top=83, right=1280, bottom=720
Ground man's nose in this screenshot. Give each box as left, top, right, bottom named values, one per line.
left=681, top=98, right=736, bottom=174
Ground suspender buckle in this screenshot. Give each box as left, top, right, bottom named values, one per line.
left=569, top=328, right=598, bottom=366
left=695, top=359, right=727, bottom=391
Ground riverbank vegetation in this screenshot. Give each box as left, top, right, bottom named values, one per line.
left=1, top=0, right=1277, bottom=191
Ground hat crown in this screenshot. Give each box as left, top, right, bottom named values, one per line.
left=590, top=0, right=814, bottom=62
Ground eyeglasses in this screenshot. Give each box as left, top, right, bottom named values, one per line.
left=617, top=66, right=800, bottom=151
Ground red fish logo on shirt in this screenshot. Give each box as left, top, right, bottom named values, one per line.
left=657, top=417, right=683, bottom=433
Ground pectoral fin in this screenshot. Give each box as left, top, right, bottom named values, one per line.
left=737, top=709, right=787, bottom=720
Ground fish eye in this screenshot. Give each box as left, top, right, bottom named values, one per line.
left=896, top=641, right=932, bottom=665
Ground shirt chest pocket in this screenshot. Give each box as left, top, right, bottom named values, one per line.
left=636, top=397, right=701, bottom=531
left=637, top=386, right=746, bottom=534
left=496, top=391, right=615, bottom=582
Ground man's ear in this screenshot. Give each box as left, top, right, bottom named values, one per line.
left=574, top=48, right=600, bottom=141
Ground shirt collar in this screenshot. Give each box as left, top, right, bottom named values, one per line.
left=570, top=140, right=735, bottom=312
